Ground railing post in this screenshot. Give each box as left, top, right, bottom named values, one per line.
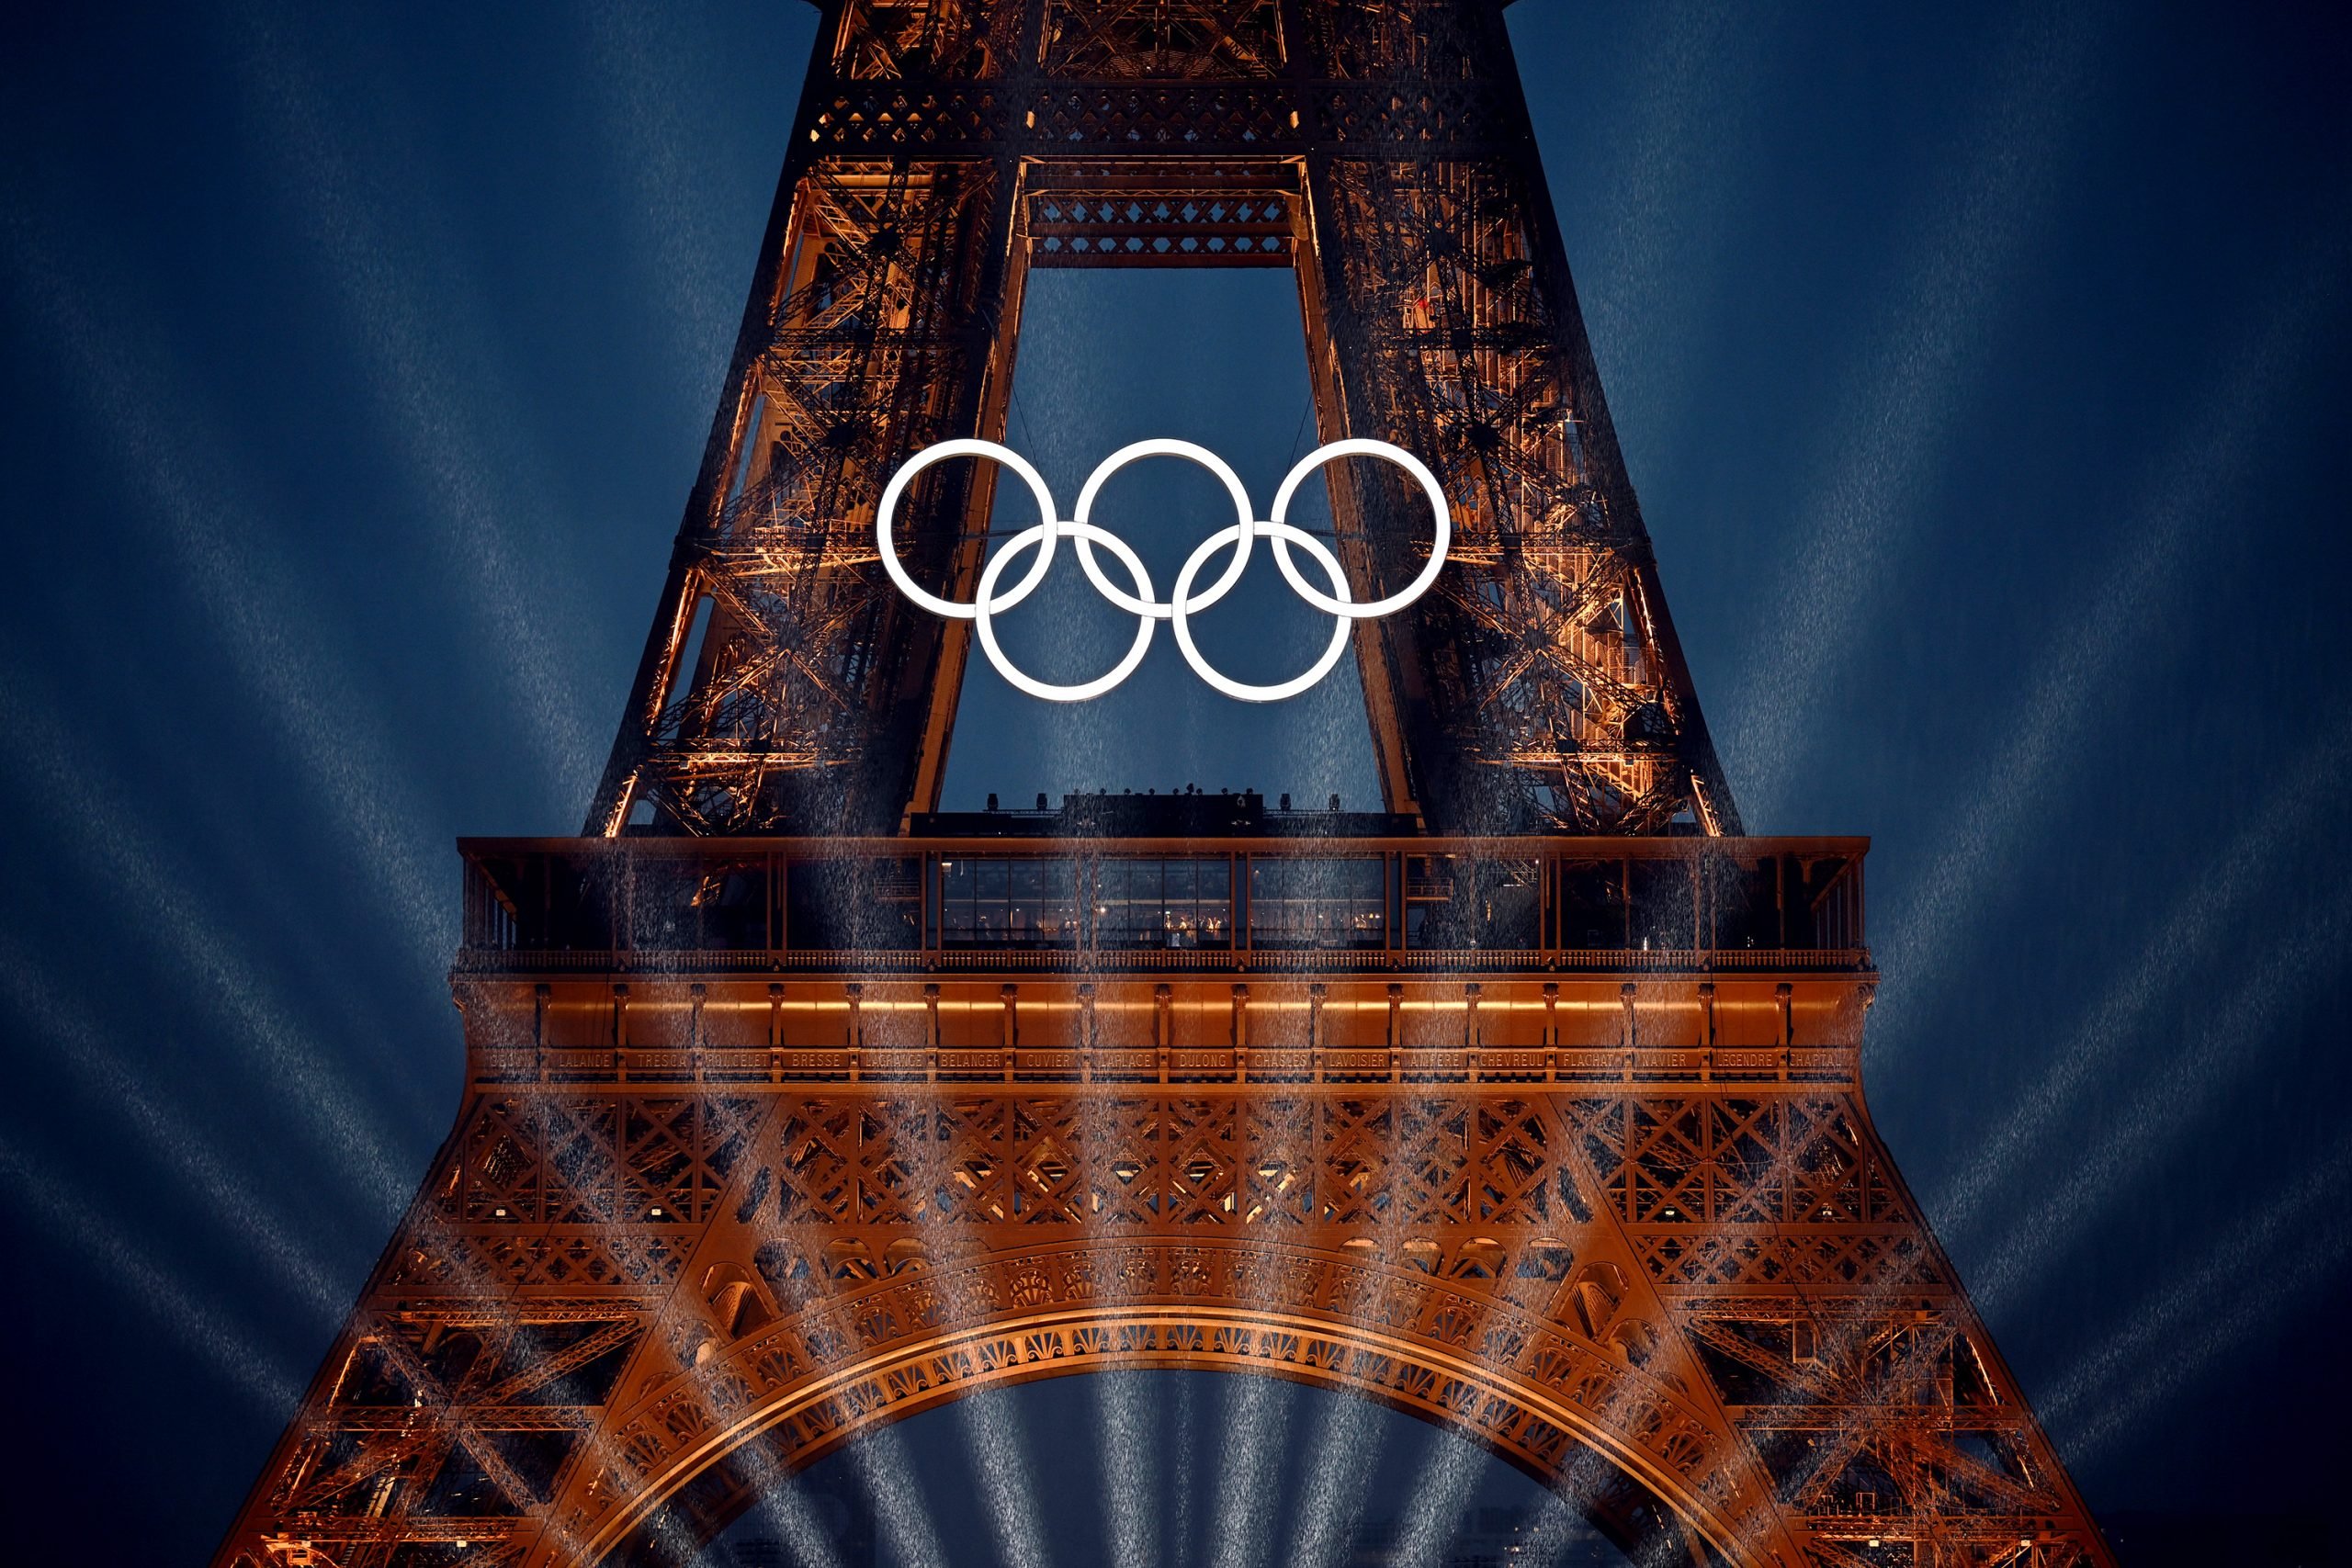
left=1542, top=981, right=1558, bottom=1081
left=689, top=982, right=706, bottom=1081
left=767, top=981, right=783, bottom=1082
left=1697, top=980, right=1715, bottom=1083
left=613, top=983, right=630, bottom=1082
left=1001, top=983, right=1018, bottom=1081
left=1078, top=982, right=1096, bottom=1083
left=1387, top=982, right=1403, bottom=1081
left=1232, top=983, right=1250, bottom=1083
left=924, top=982, right=941, bottom=1081
left=844, top=983, right=863, bottom=1083
left=1155, top=983, right=1172, bottom=1082
left=1620, top=981, right=1636, bottom=1083
left=1307, top=982, right=1327, bottom=1083
left=1464, top=982, right=1481, bottom=1083
left=1776, top=981, right=1794, bottom=1079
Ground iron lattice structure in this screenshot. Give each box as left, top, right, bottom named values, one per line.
left=582, top=0, right=1738, bottom=839
left=214, top=6, right=2115, bottom=1567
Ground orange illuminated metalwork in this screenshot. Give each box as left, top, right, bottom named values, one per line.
left=214, top=4, right=2115, bottom=1564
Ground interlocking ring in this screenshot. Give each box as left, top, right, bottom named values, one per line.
left=875, top=436, right=1450, bottom=703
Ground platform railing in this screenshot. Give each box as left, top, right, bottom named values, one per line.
left=456, top=833, right=1873, bottom=976
left=466, top=1039, right=1863, bottom=1088
left=453, top=944, right=1871, bottom=976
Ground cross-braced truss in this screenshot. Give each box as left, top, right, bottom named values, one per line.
left=583, top=0, right=1737, bottom=839
left=620, top=161, right=1004, bottom=836
left=212, top=975, right=2116, bottom=1566
left=1310, top=156, right=1717, bottom=831
left=211, top=5, right=2113, bottom=1566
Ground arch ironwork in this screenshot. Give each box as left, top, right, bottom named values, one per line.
left=211, top=2, right=2117, bottom=1563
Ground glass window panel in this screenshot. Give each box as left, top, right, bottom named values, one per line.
left=1249, top=858, right=1385, bottom=949
left=788, top=858, right=920, bottom=950
left=1555, top=860, right=1627, bottom=949
left=936, top=856, right=1077, bottom=948
left=1629, top=860, right=1695, bottom=951
left=1096, top=858, right=1232, bottom=950
left=1405, top=856, right=1538, bottom=949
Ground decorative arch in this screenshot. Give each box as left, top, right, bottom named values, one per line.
left=613, top=1338, right=1717, bottom=1567
left=550, top=1237, right=1781, bottom=1566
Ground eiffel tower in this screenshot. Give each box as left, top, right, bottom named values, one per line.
left=216, top=5, right=2114, bottom=1564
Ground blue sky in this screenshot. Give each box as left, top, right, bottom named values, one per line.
left=2, top=2, right=2348, bottom=1559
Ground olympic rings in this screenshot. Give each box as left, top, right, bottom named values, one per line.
left=874, top=436, right=1450, bottom=704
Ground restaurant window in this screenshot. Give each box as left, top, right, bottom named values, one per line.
left=1555, top=860, right=1629, bottom=950
left=936, top=857, right=1080, bottom=948
left=1403, top=855, right=1540, bottom=950
left=1093, top=858, right=1233, bottom=949
left=786, top=857, right=920, bottom=950
left=1628, top=859, right=1696, bottom=952
left=1705, top=854, right=1781, bottom=951
left=1248, top=857, right=1385, bottom=950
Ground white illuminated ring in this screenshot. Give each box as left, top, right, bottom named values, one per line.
left=873, top=436, right=1449, bottom=703
left=974, top=517, right=1158, bottom=702
left=876, top=439, right=1060, bottom=618
left=1268, top=438, right=1451, bottom=618
left=1171, top=518, right=1355, bottom=702
left=1070, top=439, right=1257, bottom=618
